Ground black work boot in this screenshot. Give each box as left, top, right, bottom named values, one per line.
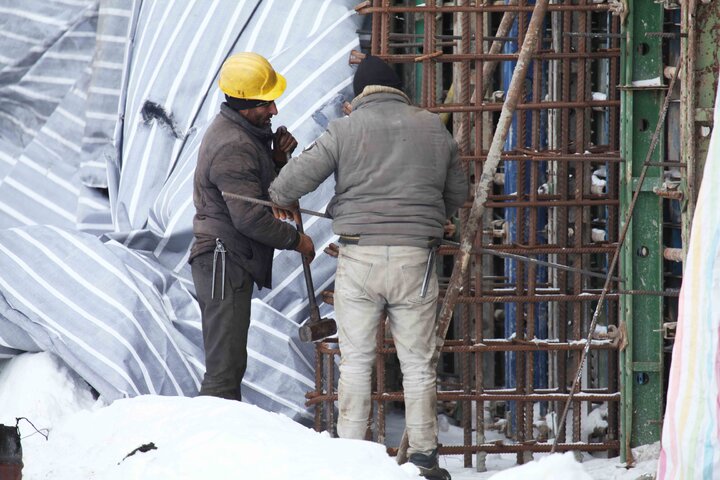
left=408, top=448, right=451, bottom=480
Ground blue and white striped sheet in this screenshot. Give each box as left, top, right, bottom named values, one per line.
left=0, top=0, right=358, bottom=422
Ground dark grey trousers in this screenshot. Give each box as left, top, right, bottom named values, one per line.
left=191, top=251, right=253, bottom=400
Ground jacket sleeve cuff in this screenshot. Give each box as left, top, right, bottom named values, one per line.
left=289, top=230, right=301, bottom=250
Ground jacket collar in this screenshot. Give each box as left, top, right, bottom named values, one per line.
left=350, top=85, right=411, bottom=111
left=220, top=102, right=274, bottom=146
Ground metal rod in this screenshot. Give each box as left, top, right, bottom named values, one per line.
left=441, top=240, right=622, bottom=281
left=428, top=99, right=620, bottom=113
left=380, top=51, right=621, bottom=64
left=225, top=191, right=613, bottom=281
left=221, top=191, right=331, bottom=218
left=563, top=31, right=623, bottom=38
left=356, top=4, right=611, bottom=13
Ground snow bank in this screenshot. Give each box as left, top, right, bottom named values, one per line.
left=0, top=352, right=97, bottom=434
left=488, top=452, right=592, bottom=479
left=0, top=352, right=418, bottom=479
left=0, top=352, right=661, bottom=480
left=21, top=395, right=420, bottom=480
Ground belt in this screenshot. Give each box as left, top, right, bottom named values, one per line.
left=338, top=234, right=361, bottom=245
left=338, top=234, right=440, bottom=247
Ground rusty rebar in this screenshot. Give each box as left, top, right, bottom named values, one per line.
left=375, top=51, right=620, bottom=63
left=396, top=0, right=551, bottom=464
left=319, top=0, right=624, bottom=463
left=307, top=390, right=619, bottom=405
left=550, top=55, right=683, bottom=453
left=428, top=99, right=620, bottom=112
left=356, top=4, right=611, bottom=13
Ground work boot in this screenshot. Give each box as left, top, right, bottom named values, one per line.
left=408, top=448, right=451, bottom=480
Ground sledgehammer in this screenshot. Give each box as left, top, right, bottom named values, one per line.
left=294, top=214, right=337, bottom=343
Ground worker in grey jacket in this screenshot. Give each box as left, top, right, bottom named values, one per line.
left=269, top=55, right=467, bottom=480
left=191, top=52, right=315, bottom=401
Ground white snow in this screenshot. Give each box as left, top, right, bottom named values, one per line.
left=592, top=228, right=608, bottom=242
left=488, top=452, right=592, bottom=479
left=0, top=352, right=99, bottom=433
left=1, top=352, right=660, bottom=480
left=631, top=77, right=662, bottom=87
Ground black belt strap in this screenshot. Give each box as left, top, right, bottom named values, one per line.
left=338, top=235, right=439, bottom=247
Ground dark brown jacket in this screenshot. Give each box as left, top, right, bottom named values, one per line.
left=190, top=103, right=299, bottom=288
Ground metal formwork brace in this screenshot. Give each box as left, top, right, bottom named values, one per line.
left=618, top=0, right=666, bottom=460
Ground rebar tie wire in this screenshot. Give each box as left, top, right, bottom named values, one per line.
left=550, top=55, right=684, bottom=454
left=16, top=416, right=49, bottom=440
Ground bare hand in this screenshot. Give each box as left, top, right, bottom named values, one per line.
left=272, top=202, right=300, bottom=220
left=323, top=242, right=340, bottom=258
left=443, top=219, right=456, bottom=238
left=295, top=233, right=316, bottom=263
left=272, top=126, right=298, bottom=167
left=342, top=101, right=353, bottom=116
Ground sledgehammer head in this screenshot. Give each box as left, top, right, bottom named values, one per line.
left=298, top=318, right=337, bottom=342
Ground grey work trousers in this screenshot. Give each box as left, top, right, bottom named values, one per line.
left=191, top=251, right=253, bottom=400
left=333, top=244, right=439, bottom=456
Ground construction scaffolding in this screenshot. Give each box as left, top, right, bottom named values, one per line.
left=305, top=0, right=713, bottom=469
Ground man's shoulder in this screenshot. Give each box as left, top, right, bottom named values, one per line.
left=199, top=121, right=258, bottom=171
left=326, top=114, right=351, bottom=131
left=203, top=115, right=253, bottom=148
left=205, top=112, right=247, bottom=137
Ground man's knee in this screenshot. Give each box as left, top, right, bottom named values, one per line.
left=401, top=367, right=436, bottom=395
left=339, top=349, right=375, bottom=373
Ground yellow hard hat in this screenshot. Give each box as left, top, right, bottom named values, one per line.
left=218, top=52, right=286, bottom=101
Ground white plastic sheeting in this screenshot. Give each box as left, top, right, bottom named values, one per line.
left=0, top=0, right=359, bottom=422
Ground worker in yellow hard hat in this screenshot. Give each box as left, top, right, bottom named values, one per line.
left=189, top=52, right=315, bottom=401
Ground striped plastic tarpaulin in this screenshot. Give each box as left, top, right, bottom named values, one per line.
left=0, top=0, right=359, bottom=423
left=658, top=70, right=720, bottom=478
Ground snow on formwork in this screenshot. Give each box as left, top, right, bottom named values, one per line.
left=0, top=0, right=360, bottom=421
left=657, top=67, right=720, bottom=479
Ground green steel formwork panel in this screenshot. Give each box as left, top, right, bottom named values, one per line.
left=619, top=0, right=665, bottom=459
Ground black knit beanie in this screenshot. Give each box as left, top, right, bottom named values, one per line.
left=352, top=55, right=402, bottom=97
left=225, top=94, right=270, bottom=111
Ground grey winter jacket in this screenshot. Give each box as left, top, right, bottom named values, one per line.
left=269, top=86, right=468, bottom=246
left=191, top=103, right=299, bottom=288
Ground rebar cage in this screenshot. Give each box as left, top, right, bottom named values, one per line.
left=308, top=0, right=631, bottom=468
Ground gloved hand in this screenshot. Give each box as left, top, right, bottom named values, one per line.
left=272, top=126, right=297, bottom=168
left=295, top=232, right=316, bottom=263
